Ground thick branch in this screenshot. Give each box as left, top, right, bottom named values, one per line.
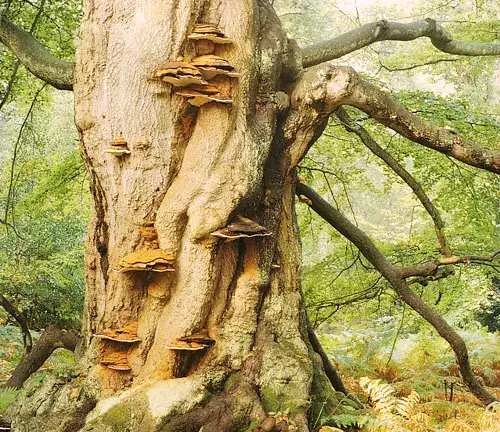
left=297, top=64, right=499, bottom=173
left=6, top=324, right=80, bottom=389
left=335, top=107, right=451, bottom=256
left=399, top=251, right=500, bottom=279
left=0, top=293, right=32, bottom=357
left=296, top=182, right=497, bottom=406
left=302, top=19, right=500, bottom=68
left=0, top=16, right=73, bottom=90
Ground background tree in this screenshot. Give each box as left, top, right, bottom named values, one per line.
left=0, top=0, right=499, bottom=431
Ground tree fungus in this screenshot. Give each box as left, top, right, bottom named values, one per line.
left=211, top=215, right=272, bottom=241
left=103, top=136, right=131, bottom=157
left=114, top=249, right=175, bottom=273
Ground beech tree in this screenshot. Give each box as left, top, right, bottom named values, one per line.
left=1, top=1, right=499, bottom=431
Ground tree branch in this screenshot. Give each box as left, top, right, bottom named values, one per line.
left=0, top=16, right=74, bottom=90
left=302, top=18, right=500, bottom=68
left=0, top=293, right=32, bottom=357
left=292, top=64, right=500, bottom=173
left=399, top=251, right=500, bottom=279
left=296, top=181, right=497, bottom=406
left=6, top=324, right=80, bottom=389
left=335, top=107, right=451, bottom=256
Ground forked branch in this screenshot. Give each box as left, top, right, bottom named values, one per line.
left=292, top=64, right=500, bottom=173
left=296, top=181, right=497, bottom=406
left=302, top=18, right=500, bottom=68
left=335, top=107, right=451, bottom=256
left=0, top=16, right=74, bottom=90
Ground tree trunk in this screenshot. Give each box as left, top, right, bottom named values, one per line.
left=10, top=1, right=353, bottom=431
left=6, top=325, right=80, bottom=389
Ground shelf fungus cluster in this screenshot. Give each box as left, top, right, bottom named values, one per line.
left=211, top=215, right=272, bottom=242
left=138, top=221, right=160, bottom=250
left=166, top=330, right=215, bottom=351
left=155, top=23, right=238, bottom=107
left=114, top=249, right=175, bottom=273
left=104, top=136, right=131, bottom=157
left=95, top=323, right=140, bottom=371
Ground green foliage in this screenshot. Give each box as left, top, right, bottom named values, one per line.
left=0, top=91, right=88, bottom=329
left=0, top=387, right=19, bottom=415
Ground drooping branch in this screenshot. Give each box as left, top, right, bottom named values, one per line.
left=293, top=64, right=500, bottom=173
left=302, top=19, right=500, bottom=68
left=0, top=293, right=32, bottom=357
left=335, top=107, right=451, bottom=256
left=0, top=16, right=74, bottom=90
left=296, top=181, right=497, bottom=406
left=6, top=324, right=80, bottom=389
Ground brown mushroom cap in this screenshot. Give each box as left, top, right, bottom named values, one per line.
left=100, top=351, right=131, bottom=371
left=191, top=55, right=240, bottom=80
left=175, top=88, right=233, bottom=107
left=178, top=330, right=214, bottom=345
left=211, top=215, right=271, bottom=241
left=94, top=323, right=141, bottom=343
left=166, top=340, right=208, bottom=351
left=188, top=24, right=232, bottom=44
left=114, top=249, right=175, bottom=273
left=155, top=61, right=208, bottom=87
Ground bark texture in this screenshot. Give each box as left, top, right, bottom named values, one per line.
left=10, top=1, right=356, bottom=430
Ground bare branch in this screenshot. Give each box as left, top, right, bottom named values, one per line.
left=302, top=19, right=500, bottom=68
left=0, top=16, right=74, bottom=90
left=292, top=64, right=500, bottom=173
left=400, top=251, right=500, bottom=279
left=296, top=181, right=497, bottom=406
left=335, top=107, right=451, bottom=256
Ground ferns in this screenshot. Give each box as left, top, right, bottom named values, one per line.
left=359, top=377, right=500, bottom=432
left=0, top=387, right=18, bottom=415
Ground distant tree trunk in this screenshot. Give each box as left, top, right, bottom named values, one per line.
left=0, top=293, right=32, bottom=358
left=10, top=1, right=352, bottom=431
left=6, top=325, right=80, bottom=389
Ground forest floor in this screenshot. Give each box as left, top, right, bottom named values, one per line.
left=0, top=322, right=499, bottom=431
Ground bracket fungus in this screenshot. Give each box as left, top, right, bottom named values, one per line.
left=211, top=215, right=272, bottom=241
left=100, top=351, right=131, bottom=371
left=139, top=221, right=159, bottom=249
left=175, top=85, right=233, bottom=107
left=154, top=60, right=208, bottom=87
left=191, top=55, right=240, bottom=80
left=114, top=249, right=175, bottom=273
left=94, top=323, right=141, bottom=343
left=187, top=23, right=233, bottom=45
left=167, top=331, right=214, bottom=351
left=104, top=136, right=131, bottom=156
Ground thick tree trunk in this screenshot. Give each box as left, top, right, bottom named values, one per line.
left=10, top=1, right=353, bottom=431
